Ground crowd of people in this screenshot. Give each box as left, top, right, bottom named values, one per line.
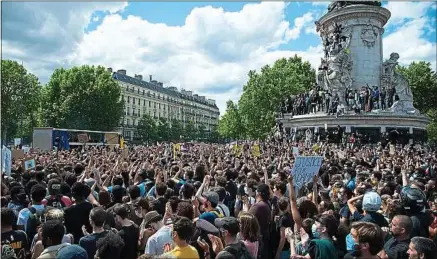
left=281, top=84, right=397, bottom=117
left=1, top=136, right=437, bottom=259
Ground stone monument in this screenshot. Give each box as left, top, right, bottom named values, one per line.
left=279, top=1, right=429, bottom=143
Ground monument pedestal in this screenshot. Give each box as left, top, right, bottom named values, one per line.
left=279, top=112, right=429, bottom=143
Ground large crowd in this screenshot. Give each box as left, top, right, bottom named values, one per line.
left=1, top=135, right=437, bottom=259
left=281, top=85, right=397, bottom=117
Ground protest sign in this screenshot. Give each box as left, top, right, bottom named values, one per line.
left=14, top=138, right=21, bottom=146
left=173, top=143, right=181, bottom=159
left=291, top=156, right=323, bottom=191
left=12, top=149, right=25, bottom=160
left=389, top=144, right=395, bottom=155
left=23, top=146, right=30, bottom=153
left=24, top=159, right=36, bottom=171
left=292, top=147, right=299, bottom=156
left=2, top=146, right=12, bottom=176
left=251, top=144, right=261, bottom=157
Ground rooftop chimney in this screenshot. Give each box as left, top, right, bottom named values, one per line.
left=149, top=75, right=153, bottom=82
left=134, top=74, right=143, bottom=81
left=107, top=67, right=113, bottom=73
left=117, top=69, right=126, bottom=75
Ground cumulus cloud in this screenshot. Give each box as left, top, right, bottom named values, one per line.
left=1, top=1, right=435, bottom=114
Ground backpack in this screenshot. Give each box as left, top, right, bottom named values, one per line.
left=26, top=207, right=44, bottom=244
left=216, top=204, right=230, bottom=217
left=211, top=210, right=224, bottom=219
left=223, top=242, right=254, bottom=259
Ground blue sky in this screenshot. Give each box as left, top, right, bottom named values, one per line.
left=2, top=2, right=436, bottom=114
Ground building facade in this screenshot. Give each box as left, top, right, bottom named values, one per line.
left=110, top=68, right=220, bottom=141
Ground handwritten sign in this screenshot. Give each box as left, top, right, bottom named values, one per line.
left=2, top=146, right=12, bottom=176
left=291, top=156, right=323, bottom=191
left=14, top=138, right=21, bottom=146
left=24, top=159, right=36, bottom=171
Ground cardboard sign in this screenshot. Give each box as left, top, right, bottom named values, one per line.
left=291, top=156, right=323, bottom=191
left=78, top=134, right=88, bottom=143
left=14, top=138, right=21, bottom=146
left=24, top=159, right=36, bottom=171
left=12, top=149, right=25, bottom=160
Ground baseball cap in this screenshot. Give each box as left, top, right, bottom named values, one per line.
left=144, top=211, right=162, bottom=227
left=214, top=217, right=240, bottom=235
left=203, top=191, right=219, bottom=205
left=56, top=245, right=88, bottom=259
left=362, top=191, right=382, bottom=212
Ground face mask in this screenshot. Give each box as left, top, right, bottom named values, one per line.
left=312, top=224, right=320, bottom=239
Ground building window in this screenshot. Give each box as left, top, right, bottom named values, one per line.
left=138, top=89, right=140, bottom=94
left=138, top=99, right=140, bottom=105
left=126, top=118, right=130, bottom=126
left=133, top=108, right=136, bottom=116
left=143, top=100, right=146, bottom=106
left=127, top=96, right=130, bottom=103
left=133, top=97, right=135, bottom=104
left=149, top=101, right=151, bottom=107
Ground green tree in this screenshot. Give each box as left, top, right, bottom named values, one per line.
left=197, top=123, right=207, bottom=140
left=169, top=119, right=183, bottom=141
left=184, top=120, right=196, bottom=141
left=156, top=118, right=170, bottom=141
left=218, top=100, right=244, bottom=140
left=1, top=60, right=41, bottom=143
left=397, top=62, right=437, bottom=142
left=137, top=114, right=157, bottom=143
left=238, top=56, right=315, bottom=139
left=40, top=65, right=123, bottom=131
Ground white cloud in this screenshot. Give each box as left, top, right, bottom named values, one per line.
left=68, top=3, right=317, bottom=114
left=384, top=2, right=436, bottom=27
left=2, top=1, right=436, bottom=115
left=383, top=2, right=437, bottom=70
left=93, top=16, right=100, bottom=22
left=312, top=2, right=330, bottom=7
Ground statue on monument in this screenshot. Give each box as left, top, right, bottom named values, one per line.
left=318, top=21, right=353, bottom=106
left=381, top=52, right=417, bottom=114
left=328, top=1, right=382, bottom=13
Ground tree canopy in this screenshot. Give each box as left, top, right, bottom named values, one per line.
left=1, top=60, right=41, bottom=142
left=40, top=65, right=124, bottom=131
left=220, top=55, right=316, bottom=139
left=397, top=61, right=437, bottom=142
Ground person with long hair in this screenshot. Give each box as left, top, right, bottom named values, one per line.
left=238, top=212, right=260, bottom=259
